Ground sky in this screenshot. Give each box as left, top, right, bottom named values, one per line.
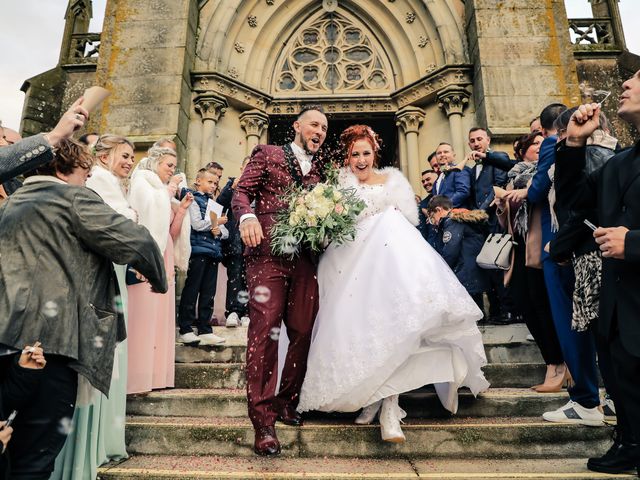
left=0, top=0, right=638, bottom=131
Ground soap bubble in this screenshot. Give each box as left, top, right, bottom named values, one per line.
left=58, top=417, right=74, bottom=435
left=237, top=290, right=250, bottom=305
left=112, top=295, right=125, bottom=314
left=253, top=286, right=271, bottom=304
left=269, top=327, right=281, bottom=341
left=93, top=336, right=104, bottom=348
left=42, top=301, right=59, bottom=318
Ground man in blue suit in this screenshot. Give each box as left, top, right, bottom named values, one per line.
left=466, top=127, right=513, bottom=323
left=524, top=104, right=602, bottom=426
left=432, top=142, right=470, bottom=208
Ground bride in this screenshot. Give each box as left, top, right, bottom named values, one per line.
left=296, top=125, right=489, bottom=442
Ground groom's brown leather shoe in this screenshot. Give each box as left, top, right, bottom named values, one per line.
left=276, top=404, right=303, bottom=426
left=254, top=426, right=281, bottom=456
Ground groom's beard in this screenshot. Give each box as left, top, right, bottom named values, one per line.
left=300, top=133, right=317, bottom=156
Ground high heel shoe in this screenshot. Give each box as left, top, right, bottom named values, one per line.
left=531, top=364, right=558, bottom=390
left=355, top=399, right=382, bottom=425
left=379, top=395, right=406, bottom=443
left=534, top=364, right=572, bottom=393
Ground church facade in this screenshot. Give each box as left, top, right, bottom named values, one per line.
left=20, top=0, right=638, bottom=191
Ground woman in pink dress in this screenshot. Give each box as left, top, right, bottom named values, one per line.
left=126, top=146, right=192, bottom=393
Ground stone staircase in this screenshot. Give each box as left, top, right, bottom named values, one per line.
left=97, top=325, right=630, bottom=479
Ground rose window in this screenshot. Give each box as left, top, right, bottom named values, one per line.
left=274, top=13, right=392, bottom=94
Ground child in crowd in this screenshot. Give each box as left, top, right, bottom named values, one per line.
left=427, top=195, right=490, bottom=316
left=177, top=169, right=229, bottom=346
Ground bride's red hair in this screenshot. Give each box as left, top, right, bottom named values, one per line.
left=339, top=124, right=382, bottom=166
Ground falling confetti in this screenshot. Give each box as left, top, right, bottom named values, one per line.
left=253, top=286, right=272, bottom=304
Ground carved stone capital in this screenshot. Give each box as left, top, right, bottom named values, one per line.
left=395, top=106, right=425, bottom=134
left=437, top=88, right=470, bottom=117
left=240, top=109, right=270, bottom=138
left=194, top=93, right=227, bottom=122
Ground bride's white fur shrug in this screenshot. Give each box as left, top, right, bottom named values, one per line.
left=337, top=166, right=420, bottom=226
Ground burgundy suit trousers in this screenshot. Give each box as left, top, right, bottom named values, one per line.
left=245, top=254, right=318, bottom=429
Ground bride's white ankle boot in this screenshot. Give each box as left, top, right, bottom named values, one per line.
left=379, top=395, right=406, bottom=443
left=355, top=399, right=382, bottom=425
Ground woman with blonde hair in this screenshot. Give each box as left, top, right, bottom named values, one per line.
left=51, top=134, right=138, bottom=479
left=127, top=146, right=192, bottom=394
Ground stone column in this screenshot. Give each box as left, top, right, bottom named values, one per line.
left=395, top=106, right=425, bottom=191
left=437, top=88, right=470, bottom=163
left=395, top=122, right=408, bottom=175
left=239, top=109, right=269, bottom=156
left=194, top=93, right=227, bottom=180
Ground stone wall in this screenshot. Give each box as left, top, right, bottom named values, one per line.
left=93, top=0, right=199, bottom=165
left=465, top=0, right=581, bottom=141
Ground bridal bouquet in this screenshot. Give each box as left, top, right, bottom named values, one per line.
left=271, top=179, right=366, bottom=257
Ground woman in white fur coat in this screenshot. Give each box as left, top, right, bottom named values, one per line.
left=126, top=146, right=192, bottom=394
left=297, top=125, right=489, bottom=442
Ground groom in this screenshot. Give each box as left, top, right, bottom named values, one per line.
left=232, top=105, right=328, bottom=456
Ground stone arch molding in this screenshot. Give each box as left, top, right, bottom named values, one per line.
left=195, top=0, right=467, bottom=97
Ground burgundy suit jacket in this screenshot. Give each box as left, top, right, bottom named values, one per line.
left=232, top=144, right=323, bottom=256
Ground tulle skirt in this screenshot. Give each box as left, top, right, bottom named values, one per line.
left=297, top=207, right=489, bottom=414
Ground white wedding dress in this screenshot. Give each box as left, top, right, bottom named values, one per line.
left=295, top=167, right=489, bottom=414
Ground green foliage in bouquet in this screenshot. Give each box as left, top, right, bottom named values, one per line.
left=271, top=179, right=366, bottom=257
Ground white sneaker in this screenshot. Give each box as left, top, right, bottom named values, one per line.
left=379, top=395, right=406, bottom=443
left=542, top=400, right=604, bottom=426
left=602, top=395, right=616, bottom=421
left=240, top=316, right=250, bottom=327
left=198, top=333, right=226, bottom=346
left=177, top=331, right=201, bottom=345
left=355, top=399, right=382, bottom=425
left=225, top=312, right=240, bottom=328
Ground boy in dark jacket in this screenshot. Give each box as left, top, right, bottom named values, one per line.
left=177, top=170, right=229, bottom=346
left=427, top=195, right=490, bottom=315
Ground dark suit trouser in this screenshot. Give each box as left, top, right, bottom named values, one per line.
left=542, top=259, right=599, bottom=408
left=178, top=254, right=219, bottom=335
left=245, top=254, right=318, bottom=429
left=222, top=253, right=249, bottom=317
left=6, top=355, right=77, bottom=480
left=510, top=242, right=563, bottom=365
left=595, top=327, right=636, bottom=443
left=606, top=319, right=640, bottom=445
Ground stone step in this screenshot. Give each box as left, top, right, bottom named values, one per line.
left=174, top=324, right=543, bottom=365
left=173, top=362, right=551, bottom=390
left=97, top=456, right=636, bottom=480
left=124, top=416, right=613, bottom=459
left=127, top=388, right=570, bottom=419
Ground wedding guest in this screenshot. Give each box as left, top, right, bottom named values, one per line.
left=127, top=146, right=192, bottom=394
left=0, top=138, right=166, bottom=479
left=217, top=156, right=251, bottom=327
left=417, top=169, right=438, bottom=242
left=530, top=116, right=542, bottom=133
left=466, top=127, right=513, bottom=324
left=51, top=134, right=137, bottom=480
left=177, top=169, right=228, bottom=346
left=206, top=161, right=224, bottom=197
left=0, top=124, right=21, bottom=147
left=427, top=151, right=439, bottom=174
left=0, top=343, right=46, bottom=479
left=432, top=142, right=471, bottom=208
left=524, top=104, right=601, bottom=426
left=494, top=131, right=565, bottom=392
left=427, top=195, right=490, bottom=313
left=555, top=70, right=640, bottom=474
